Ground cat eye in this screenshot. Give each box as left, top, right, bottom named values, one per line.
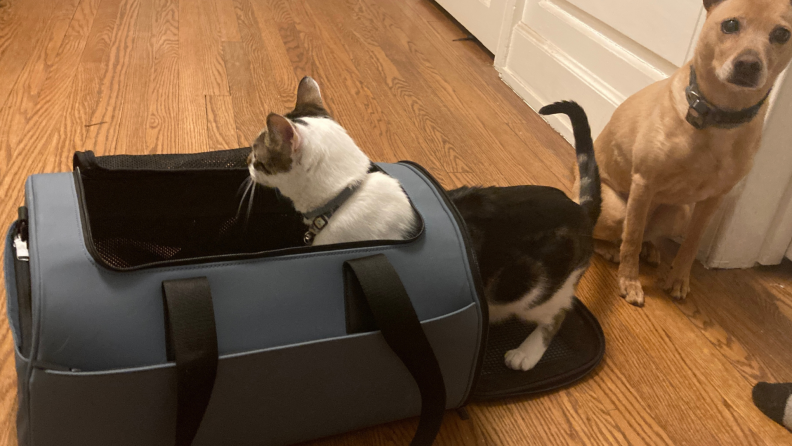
left=721, top=19, right=740, bottom=34
left=771, top=27, right=791, bottom=44
left=254, top=161, right=270, bottom=174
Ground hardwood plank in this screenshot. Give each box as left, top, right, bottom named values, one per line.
left=146, top=0, right=179, bottom=154
left=179, top=93, right=209, bottom=153
left=402, top=0, right=577, bottom=185
left=287, top=0, right=468, bottom=185
left=52, top=0, right=124, bottom=163
left=82, top=0, right=142, bottom=155
left=343, top=0, right=571, bottom=190
left=262, top=0, right=412, bottom=166
left=576, top=260, right=776, bottom=446
left=222, top=40, right=266, bottom=147
left=206, top=95, right=238, bottom=150
left=178, top=0, right=229, bottom=95
left=0, top=0, right=99, bottom=225
left=309, top=0, right=482, bottom=176
left=0, top=0, right=52, bottom=114
left=215, top=0, right=241, bottom=42
left=678, top=263, right=792, bottom=383
left=0, top=0, right=82, bottom=178
left=115, top=0, right=154, bottom=155
left=232, top=0, right=293, bottom=111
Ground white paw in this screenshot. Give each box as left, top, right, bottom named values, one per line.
left=504, top=348, right=543, bottom=371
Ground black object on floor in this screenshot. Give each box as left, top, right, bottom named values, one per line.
left=472, top=298, right=605, bottom=400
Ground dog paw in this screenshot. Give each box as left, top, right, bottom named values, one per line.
left=640, top=242, right=661, bottom=266
left=504, top=348, right=542, bottom=371
left=595, top=242, right=621, bottom=263
left=619, top=276, right=645, bottom=307
left=662, top=273, right=690, bottom=300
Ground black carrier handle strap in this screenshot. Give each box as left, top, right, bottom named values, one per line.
left=162, top=277, right=219, bottom=446
left=344, top=254, right=447, bottom=446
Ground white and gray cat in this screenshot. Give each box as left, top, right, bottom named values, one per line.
left=249, top=77, right=601, bottom=371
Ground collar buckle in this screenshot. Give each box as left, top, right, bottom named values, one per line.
left=304, top=215, right=330, bottom=245
left=685, top=85, right=709, bottom=130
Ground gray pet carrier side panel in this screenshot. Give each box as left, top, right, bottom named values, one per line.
left=7, top=161, right=487, bottom=446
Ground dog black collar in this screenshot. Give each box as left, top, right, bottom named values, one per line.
left=302, top=179, right=363, bottom=245
left=685, top=65, right=771, bottom=130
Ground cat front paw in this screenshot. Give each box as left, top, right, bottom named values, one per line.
left=504, top=348, right=542, bottom=371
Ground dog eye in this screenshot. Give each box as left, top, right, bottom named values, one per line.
left=771, top=27, right=791, bottom=44
left=721, top=19, right=740, bottom=34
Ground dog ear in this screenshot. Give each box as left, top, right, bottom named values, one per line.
left=703, top=0, right=726, bottom=11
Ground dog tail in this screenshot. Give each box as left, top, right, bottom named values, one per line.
left=538, top=101, right=601, bottom=225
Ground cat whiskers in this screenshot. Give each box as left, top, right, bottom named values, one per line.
left=246, top=183, right=256, bottom=231
left=236, top=177, right=254, bottom=220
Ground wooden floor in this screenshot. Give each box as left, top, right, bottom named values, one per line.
left=1, top=0, right=792, bottom=444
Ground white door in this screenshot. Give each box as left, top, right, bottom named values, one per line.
left=494, top=0, right=705, bottom=140
left=435, top=0, right=512, bottom=52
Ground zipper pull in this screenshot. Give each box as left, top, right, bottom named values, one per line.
left=15, top=206, right=29, bottom=262
left=14, top=234, right=29, bottom=261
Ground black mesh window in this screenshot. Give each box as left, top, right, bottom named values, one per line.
left=74, top=149, right=307, bottom=269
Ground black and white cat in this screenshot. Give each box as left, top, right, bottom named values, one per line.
left=249, top=77, right=601, bottom=371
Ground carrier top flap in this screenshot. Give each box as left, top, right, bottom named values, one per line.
left=24, top=161, right=485, bottom=379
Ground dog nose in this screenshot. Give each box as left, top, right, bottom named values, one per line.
left=735, top=59, right=762, bottom=76
left=729, top=55, right=763, bottom=87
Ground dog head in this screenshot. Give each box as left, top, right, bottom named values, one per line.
left=698, top=0, right=792, bottom=90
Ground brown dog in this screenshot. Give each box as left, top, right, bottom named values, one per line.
left=579, top=0, right=792, bottom=306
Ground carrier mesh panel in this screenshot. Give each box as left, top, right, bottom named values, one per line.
left=474, top=299, right=603, bottom=399
left=481, top=320, right=575, bottom=376
left=76, top=149, right=306, bottom=269
left=76, top=148, right=250, bottom=171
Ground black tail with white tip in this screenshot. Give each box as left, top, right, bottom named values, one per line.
left=538, top=101, right=601, bottom=225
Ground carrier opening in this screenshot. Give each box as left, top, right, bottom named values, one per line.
left=72, top=149, right=421, bottom=270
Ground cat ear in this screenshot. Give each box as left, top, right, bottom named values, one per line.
left=266, top=113, right=299, bottom=154
left=703, top=0, right=725, bottom=11
left=295, top=76, right=324, bottom=109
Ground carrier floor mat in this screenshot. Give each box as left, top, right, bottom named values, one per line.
left=472, top=298, right=604, bottom=400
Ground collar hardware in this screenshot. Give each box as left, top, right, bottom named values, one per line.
left=302, top=180, right=363, bottom=245
left=684, top=66, right=770, bottom=130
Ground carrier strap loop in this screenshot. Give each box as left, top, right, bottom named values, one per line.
left=344, top=254, right=447, bottom=446
left=162, top=277, right=218, bottom=446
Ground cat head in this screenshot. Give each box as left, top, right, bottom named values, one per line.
left=248, top=77, right=371, bottom=212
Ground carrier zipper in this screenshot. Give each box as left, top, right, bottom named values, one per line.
left=13, top=235, right=29, bottom=261
left=13, top=207, right=33, bottom=357
left=14, top=207, right=29, bottom=261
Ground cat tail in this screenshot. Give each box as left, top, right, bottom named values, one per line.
left=538, top=101, right=601, bottom=225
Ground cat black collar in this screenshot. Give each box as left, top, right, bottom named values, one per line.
left=302, top=180, right=363, bottom=245
left=685, top=65, right=770, bottom=130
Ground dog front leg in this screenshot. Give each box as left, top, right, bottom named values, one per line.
left=662, top=195, right=723, bottom=299
left=618, top=176, right=655, bottom=307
